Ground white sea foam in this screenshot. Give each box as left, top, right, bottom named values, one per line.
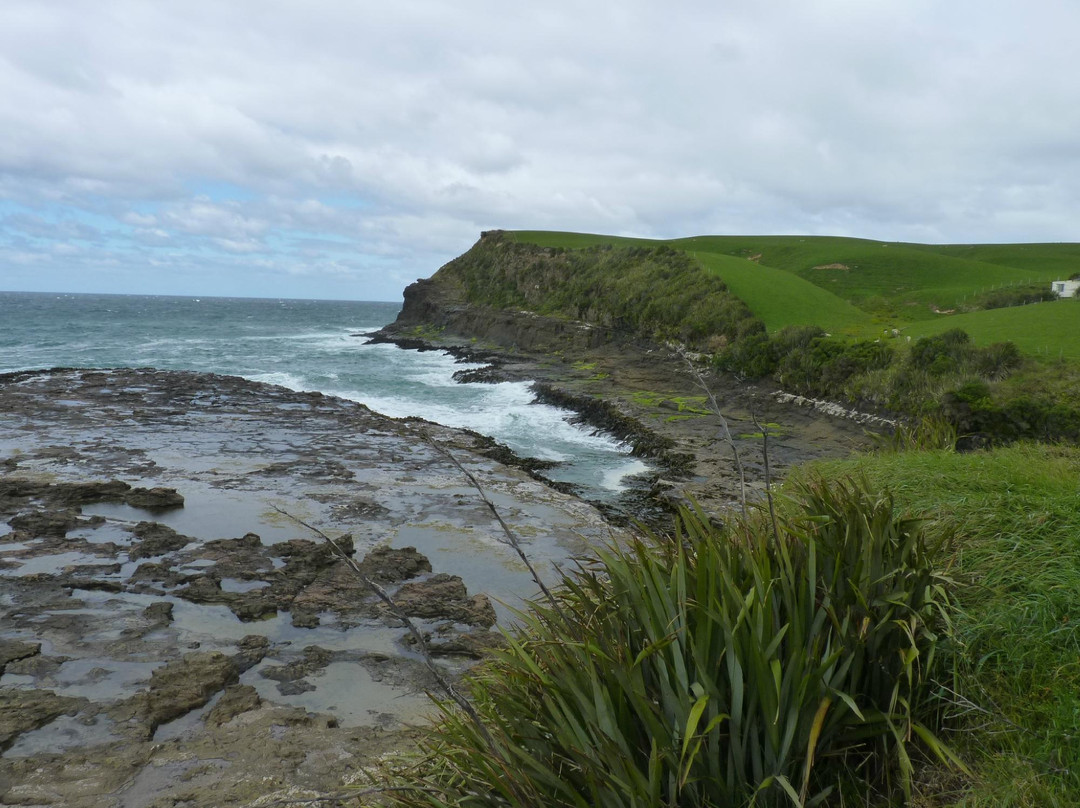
left=601, top=459, right=651, bottom=491
left=247, top=371, right=307, bottom=391
left=2, top=294, right=649, bottom=501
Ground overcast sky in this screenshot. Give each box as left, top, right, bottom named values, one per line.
left=1, top=1, right=1078, bottom=301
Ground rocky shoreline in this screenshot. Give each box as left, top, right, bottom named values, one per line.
left=1, top=313, right=883, bottom=806
left=0, top=367, right=616, bottom=807
left=370, top=305, right=880, bottom=520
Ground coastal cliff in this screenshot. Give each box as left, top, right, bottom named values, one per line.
left=384, top=229, right=762, bottom=354
left=375, top=231, right=874, bottom=517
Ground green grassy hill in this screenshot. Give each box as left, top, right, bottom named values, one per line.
left=511, top=230, right=1079, bottom=355
left=687, top=250, right=873, bottom=334
left=903, top=298, right=1080, bottom=358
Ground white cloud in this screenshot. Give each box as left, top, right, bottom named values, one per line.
left=1, top=0, right=1079, bottom=298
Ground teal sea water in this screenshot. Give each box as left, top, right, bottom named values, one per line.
left=0, top=291, right=648, bottom=499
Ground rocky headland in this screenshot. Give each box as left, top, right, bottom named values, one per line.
left=371, top=231, right=882, bottom=519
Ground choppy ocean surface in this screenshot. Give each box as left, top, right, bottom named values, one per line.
left=0, top=291, right=649, bottom=499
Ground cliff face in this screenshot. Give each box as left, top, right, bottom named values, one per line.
left=390, top=288, right=620, bottom=354
left=385, top=230, right=759, bottom=354
left=386, top=232, right=623, bottom=352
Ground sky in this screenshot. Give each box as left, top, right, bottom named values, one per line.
left=1, top=1, right=1078, bottom=301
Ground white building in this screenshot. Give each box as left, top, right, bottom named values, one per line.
left=1050, top=280, right=1080, bottom=298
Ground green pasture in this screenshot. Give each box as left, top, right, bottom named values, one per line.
left=510, top=230, right=661, bottom=250
left=688, top=250, right=873, bottom=334
left=902, top=299, right=1080, bottom=358
left=798, top=444, right=1080, bottom=804
left=511, top=230, right=1079, bottom=355
left=672, top=235, right=1062, bottom=320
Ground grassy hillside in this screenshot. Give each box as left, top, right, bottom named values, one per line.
left=384, top=231, right=1080, bottom=807
left=911, top=242, right=1080, bottom=276
left=903, top=299, right=1080, bottom=359
left=435, top=233, right=760, bottom=350
left=688, top=250, right=874, bottom=334
left=512, top=230, right=1079, bottom=353
left=671, top=235, right=1060, bottom=321
left=796, top=444, right=1080, bottom=804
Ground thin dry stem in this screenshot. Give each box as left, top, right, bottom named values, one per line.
left=253, top=784, right=445, bottom=807
left=271, top=505, right=495, bottom=751
left=751, top=412, right=780, bottom=541
left=424, top=432, right=576, bottom=633
left=678, top=347, right=747, bottom=518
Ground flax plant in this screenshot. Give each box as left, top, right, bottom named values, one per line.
left=387, top=477, right=958, bottom=808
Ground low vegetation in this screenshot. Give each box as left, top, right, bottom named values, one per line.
left=795, top=444, right=1080, bottom=805
left=386, top=478, right=957, bottom=807
left=494, top=230, right=1080, bottom=443
left=513, top=230, right=1080, bottom=347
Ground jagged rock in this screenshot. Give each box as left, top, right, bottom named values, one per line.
left=261, top=646, right=333, bottom=684
left=234, top=635, right=270, bottom=673
left=44, top=480, right=131, bottom=506
left=203, top=532, right=263, bottom=552
left=408, top=627, right=505, bottom=659
left=276, top=538, right=336, bottom=568
left=129, top=521, right=193, bottom=559
left=0, top=479, right=50, bottom=499
left=260, top=646, right=339, bottom=697
left=0, top=640, right=41, bottom=675
left=230, top=595, right=277, bottom=621
left=206, top=684, right=262, bottom=726
left=6, top=653, right=68, bottom=677
left=143, top=601, right=174, bottom=623
left=291, top=609, right=320, bottom=628
left=278, top=680, right=316, bottom=695
left=8, top=509, right=80, bottom=538
left=128, top=561, right=186, bottom=587
left=392, top=573, right=497, bottom=627
left=358, top=545, right=432, bottom=583
left=175, top=576, right=228, bottom=604
left=179, top=533, right=275, bottom=580
left=108, top=651, right=238, bottom=737
left=290, top=561, right=372, bottom=615
left=0, top=688, right=86, bottom=753
left=452, top=365, right=509, bottom=384
left=124, top=487, right=185, bottom=510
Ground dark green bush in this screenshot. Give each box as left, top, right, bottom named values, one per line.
left=718, top=331, right=778, bottom=377
left=973, top=285, right=1059, bottom=311
left=909, top=329, right=973, bottom=375
left=778, top=338, right=895, bottom=396
left=387, top=478, right=957, bottom=808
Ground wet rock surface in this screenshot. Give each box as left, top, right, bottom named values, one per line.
left=0, top=367, right=616, bottom=806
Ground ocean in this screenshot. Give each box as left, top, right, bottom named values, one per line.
left=0, top=291, right=649, bottom=499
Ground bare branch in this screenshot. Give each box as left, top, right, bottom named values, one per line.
left=251, top=783, right=445, bottom=807
left=271, top=505, right=496, bottom=751
left=678, top=347, right=747, bottom=519
left=424, top=433, right=576, bottom=634
left=751, top=412, right=780, bottom=541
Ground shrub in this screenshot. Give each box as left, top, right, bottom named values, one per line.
left=970, top=285, right=1058, bottom=311
left=386, top=478, right=957, bottom=808
left=718, top=331, right=778, bottom=378
left=972, top=341, right=1022, bottom=380
left=909, top=330, right=973, bottom=376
